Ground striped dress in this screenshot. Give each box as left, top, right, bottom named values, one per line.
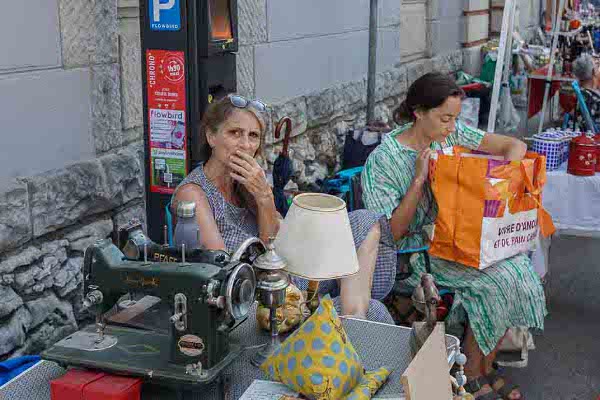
left=361, top=121, right=547, bottom=355
left=173, top=165, right=396, bottom=324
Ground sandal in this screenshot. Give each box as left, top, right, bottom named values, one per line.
left=464, top=376, right=502, bottom=400
left=487, top=370, right=523, bottom=400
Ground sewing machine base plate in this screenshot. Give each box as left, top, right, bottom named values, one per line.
left=53, top=331, right=119, bottom=352
left=41, top=324, right=244, bottom=388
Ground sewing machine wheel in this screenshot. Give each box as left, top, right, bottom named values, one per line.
left=226, top=263, right=256, bottom=320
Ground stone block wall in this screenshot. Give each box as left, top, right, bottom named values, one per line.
left=463, top=0, right=491, bottom=76
left=0, top=0, right=146, bottom=359
left=238, top=0, right=402, bottom=103
left=239, top=0, right=463, bottom=186
left=462, top=0, right=543, bottom=76
left=427, top=0, right=464, bottom=57
left=0, top=0, right=466, bottom=359
left=258, top=49, right=463, bottom=187
left=491, top=0, right=541, bottom=40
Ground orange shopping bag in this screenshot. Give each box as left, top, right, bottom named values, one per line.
left=428, top=147, right=555, bottom=270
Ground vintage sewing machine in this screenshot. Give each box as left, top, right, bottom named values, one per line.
left=41, top=221, right=268, bottom=389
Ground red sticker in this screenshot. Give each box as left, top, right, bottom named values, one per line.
left=146, top=50, right=187, bottom=194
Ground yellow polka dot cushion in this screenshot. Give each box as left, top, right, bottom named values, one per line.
left=260, top=295, right=388, bottom=399
left=342, top=367, right=391, bottom=400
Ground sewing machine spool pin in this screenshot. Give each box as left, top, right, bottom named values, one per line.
left=143, top=243, right=148, bottom=264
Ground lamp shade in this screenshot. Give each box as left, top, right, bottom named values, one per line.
left=274, top=193, right=360, bottom=280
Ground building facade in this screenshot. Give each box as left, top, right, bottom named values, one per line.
left=0, top=0, right=540, bottom=358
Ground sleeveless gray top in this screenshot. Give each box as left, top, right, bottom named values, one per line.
left=173, top=165, right=259, bottom=253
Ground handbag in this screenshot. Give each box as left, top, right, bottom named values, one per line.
left=428, top=146, right=556, bottom=269
left=341, top=123, right=389, bottom=169
left=496, top=327, right=535, bottom=368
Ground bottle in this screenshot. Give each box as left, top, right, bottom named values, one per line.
left=174, top=201, right=201, bottom=249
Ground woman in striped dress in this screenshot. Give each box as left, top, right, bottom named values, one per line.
left=171, top=95, right=395, bottom=324
left=362, top=73, right=546, bottom=399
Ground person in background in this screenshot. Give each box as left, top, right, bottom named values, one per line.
left=170, top=95, right=398, bottom=323
left=573, top=53, right=600, bottom=131
left=363, top=72, right=546, bottom=400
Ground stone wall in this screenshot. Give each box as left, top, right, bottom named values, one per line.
left=462, top=0, right=543, bottom=76
left=237, top=0, right=402, bottom=103
left=491, top=0, right=542, bottom=40
left=0, top=0, right=465, bottom=360
left=0, top=0, right=146, bottom=359
left=260, top=51, right=464, bottom=187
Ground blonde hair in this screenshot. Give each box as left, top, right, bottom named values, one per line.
left=201, top=95, right=267, bottom=159
left=201, top=95, right=268, bottom=214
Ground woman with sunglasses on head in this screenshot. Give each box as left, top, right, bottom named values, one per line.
left=171, top=94, right=396, bottom=323
left=361, top=73, right=546, bottom=400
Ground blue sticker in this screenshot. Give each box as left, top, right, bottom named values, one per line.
left=149, top=0, right=181, bottom=31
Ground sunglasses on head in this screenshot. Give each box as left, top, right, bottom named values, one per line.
left=227, top=94, right=268, bottom=113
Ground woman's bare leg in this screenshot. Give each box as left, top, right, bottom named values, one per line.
left=339, top=223, right=380, bottom=318
left=463, top=325, right=500, bottom=397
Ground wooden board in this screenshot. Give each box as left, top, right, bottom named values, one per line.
left=401, top=323, right=452, bottom=400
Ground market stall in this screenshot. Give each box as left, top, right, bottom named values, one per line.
left=532, top=161, right=600, bottom=278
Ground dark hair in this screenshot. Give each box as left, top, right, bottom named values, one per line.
left=393, top=72, right=465, bottom=124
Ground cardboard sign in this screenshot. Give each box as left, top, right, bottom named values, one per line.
left=401, top=324, right=452, bottom=400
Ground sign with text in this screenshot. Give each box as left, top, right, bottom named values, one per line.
left=149, top=0, right=181, bottom=31
left=146, top=49, right=187, bottom=194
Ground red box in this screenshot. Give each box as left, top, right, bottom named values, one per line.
left=50, top=369, right=106, bottom=400
left=83, top=375, right=142, bottom=400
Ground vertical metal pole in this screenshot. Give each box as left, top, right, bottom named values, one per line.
left=366, top=0, right=378, bottom=125
left=487, top=0, right=515, bottom=133
left=537, top=0, right=566, bottom=135
left=498, top=0, right=517, bottom=131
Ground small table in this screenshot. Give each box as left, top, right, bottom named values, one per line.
left=532, top=162, right=600, bottom=278
left=526, top=66, right=576, bottom=133
left=4, top=305, right=460, bottom=400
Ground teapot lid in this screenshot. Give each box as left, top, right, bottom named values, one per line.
left=572, top=134, right=596, bottom=145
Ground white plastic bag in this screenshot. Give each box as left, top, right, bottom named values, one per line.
left=497, top=327, right=535, bottom=368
